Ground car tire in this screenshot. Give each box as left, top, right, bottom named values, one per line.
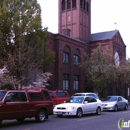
left=35, top=109, right=46, bottom=123
left=114, top=105, right=118, bottom=112
left=16, top=118, right=25, bottom=122
left=0, top=120, right=2, bottom=125
left=57, top=115, right=63, bottom=118
left=76, top=108, right=83, bottom=118
left=96, top=107, right=101, bottom=115
left=124, top=104, right=128, bottom=110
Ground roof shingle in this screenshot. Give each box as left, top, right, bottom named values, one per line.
left=91, top=30, right=118, bottom=42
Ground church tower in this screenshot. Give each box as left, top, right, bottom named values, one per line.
left=58, top=0, right=91, bottom=43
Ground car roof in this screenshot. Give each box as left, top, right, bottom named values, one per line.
left=48, top=90, right=67, bottom=92
left=72, top=95, right=97, bottom=99
left=73, top=92, right=97, bottom=94
left=0, top=88, right=48, bottom=93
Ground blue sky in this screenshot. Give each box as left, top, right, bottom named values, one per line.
left=37, top=0, right=130, bottom=58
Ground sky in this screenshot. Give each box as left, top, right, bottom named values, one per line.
left=37, top=0, right=130, bottom=58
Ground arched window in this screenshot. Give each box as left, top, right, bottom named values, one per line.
left=72, top=0, right=76, bottom=8
left=83, top=0, right=85, bottom=10
left=74, top=49, right=81, bottom=65
left=80, top=0, right=83, bottom=8
left=67, top=0, right=71, bottom=9
left=62, top=0, right=65, bottom=11
left=63, top=45, right=71, bottom=64
left=80, top=0, right=86, bottom=11
left=87, top=1, right=89, bottom=12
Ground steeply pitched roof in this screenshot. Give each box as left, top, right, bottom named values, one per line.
left=91, top=30, right=118, bottom=42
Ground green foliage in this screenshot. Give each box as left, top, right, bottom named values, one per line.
left=0, top=0, right=55, bottom=88
left=0, top=83, right=14, bottom=90
left=83, top=45, right=130, bottom=98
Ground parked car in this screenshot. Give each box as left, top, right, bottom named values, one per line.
left=102, top=96, right=129, bottom=111
left=53, top=96, right=103, bottom=118
left=72, top=92, right=101, bottom=102
left=48, top=90, right=70, bottom=106
left=0, top=88, right=53, bottom=124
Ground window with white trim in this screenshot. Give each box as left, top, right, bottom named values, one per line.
left=63, top=74, right=69, bottom=90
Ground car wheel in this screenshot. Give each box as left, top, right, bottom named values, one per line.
left=35, top=109, right=46, bottom=123
left=16, top=118, right=25, bottom=122
left=114, top=105, right=118, bottom=112
left=57, top=115, right=63, bottom=118
left=124, top=104, right=128, bottom=110
left=96, top=107, right=101, bottom=115
left=76, top=108, right=83, bottom=118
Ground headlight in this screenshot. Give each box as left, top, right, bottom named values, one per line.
left=67, top=106, right=74, bottom=110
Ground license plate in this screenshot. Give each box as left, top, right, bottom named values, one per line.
left=57, top=112, right=62, bottom=114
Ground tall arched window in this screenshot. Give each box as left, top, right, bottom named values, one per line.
left=72, top=0, right=76, bottom=8
left=83, top=0, right=85, bottom=10
left=87, top=1, right=89, bottom=12
left=74, top=49, right=81, bottom=65
left=63, top=45, right=71, bottom=64
left=67, top=0, right=71, bottom=9
left=62, top=0, right=65, bottom=11
left=80, top=0, right=83, bottom=8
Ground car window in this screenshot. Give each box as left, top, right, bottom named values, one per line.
left=19, top=92, right=28, bottom=102
left=118, top=97, right=122, bottom=101
left=5, top=92, right=19, bottom=102
left=49, top=92, right=54, bottom=98
left=104, top=96, right=117, bottom=101
left=29, top=92, right=44, bottom=100
left=56, top=92, right=67, bottom=97
left=66, top=97, right=84, bottom=103
left=86, top=94, right=98, bottom=99
left=43, top=91, right=51, bottom=99
left=85, top=97, right=97, bottom=103
left=0, top=91, right=7, bottom=101
left=73, top=94, right=85, bottom=96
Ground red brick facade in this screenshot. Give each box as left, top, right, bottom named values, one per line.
left=45, top=0, right=126, bottom=96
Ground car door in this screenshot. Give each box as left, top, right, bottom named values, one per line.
left=117, top=97, right=125, bottom=109
left=83, top=97, right=93, bottom=113
left=87, top=97, right=98, bottom=112
left=17, top=92, right=30, bottom=117
left=1, top=91, right=21, bottom=119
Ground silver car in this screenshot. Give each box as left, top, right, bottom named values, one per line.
left=102, top=96, right=129, bottom=111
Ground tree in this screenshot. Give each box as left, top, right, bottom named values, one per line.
left=83, top=45, right=114, bottom=97
left=0, top=0, right=55, bottom=88
left=83, top=45, right=130, bottom=98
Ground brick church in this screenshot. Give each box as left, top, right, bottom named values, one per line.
left=45, top=0, right=126, bottom=95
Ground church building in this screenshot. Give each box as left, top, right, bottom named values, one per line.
left=45, top=0, right=126, bottom=95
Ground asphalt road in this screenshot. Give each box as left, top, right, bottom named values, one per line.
left=1, top=108, right=130, bottom=130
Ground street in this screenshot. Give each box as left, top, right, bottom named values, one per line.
left=1, top=108, right=130, bottom=130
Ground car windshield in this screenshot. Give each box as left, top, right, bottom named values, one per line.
left=0, top=91, right=7, bottom=101
left=104, top=96, right=117, bottom=101
left=66, top=97, right=84, bottom=103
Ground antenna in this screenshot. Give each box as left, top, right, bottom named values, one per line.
left=114, top=22, right=117, bottom=30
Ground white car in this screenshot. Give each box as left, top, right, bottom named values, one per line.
left=53, top=96, right=103, bottom=118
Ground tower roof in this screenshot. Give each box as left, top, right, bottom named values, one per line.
left=91, top=30, right=118, bottom=42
